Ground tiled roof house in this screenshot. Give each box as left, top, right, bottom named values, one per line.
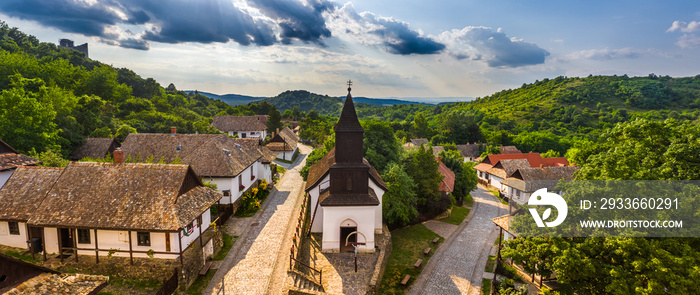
left=211, top=115, right=268, bottom=139
left=265, top=126, right=299, bottom=161
left=0, top=139, right=39, bottom=189
left=119, top=129, right=268, bottom=205
left=474, top=152, right=570, bottom=191
left=0, top=162, right=221, bottom=263
left=69, top=137, right=120, bottom=160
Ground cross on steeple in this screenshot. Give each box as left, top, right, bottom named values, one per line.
left=347, top=80, right=353, bottom=93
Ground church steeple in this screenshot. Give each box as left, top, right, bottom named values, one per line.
left=334, top=80, right=364, bottom=164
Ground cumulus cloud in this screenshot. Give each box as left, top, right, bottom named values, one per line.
left=667, top=20, right=700, bottom=48
left=330, top=4, right=446, bottom=55
left=438, top=27, right=549, bottom=67
left=667, top=20, right=700, bottom=33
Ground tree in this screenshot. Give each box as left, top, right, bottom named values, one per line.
left=363, top=120, right=401, bottom=173
left=439, top=150, right=477, bottom=203
left=115, top=125, right=136, bottom=143
left=410, top=113, right=433, bottom=139
left=404, top=145, right=443, bottom=212
left=381, top=163, right=419, bottom=228
left=440, top=109, right=484, bottom=144
left=282, top=109, right=292, bottom=119
left=267, top=106, right=283, bottom=135
left=292, top=106, right=301, bottom=120
left=0, top=82, right=60, bottom=153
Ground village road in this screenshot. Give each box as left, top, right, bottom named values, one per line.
left=408, top=187, right=507, bottom=295
left=204, top=144, right=312, bottom=294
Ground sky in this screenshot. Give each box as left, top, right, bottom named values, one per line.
left=0, top=0, right=699, bottom=101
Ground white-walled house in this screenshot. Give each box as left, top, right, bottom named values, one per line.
left=474, top=153, right=570, bottom=191
left=304, top=89, right=387, bottom=253
left=501, top=166, right=579, bottom=205
left=211, top=115, right=267, bottom=139
left=0, top=139, right=39, bottom=189
left=266, top=127, right=299, bottom=161
left=0, top=162, right=221, bottom=262
left=232, top=138, right=278, bottom=185
left=456, top=143, right=481, bottom=162
left=120, top=129, right=263, bottom=205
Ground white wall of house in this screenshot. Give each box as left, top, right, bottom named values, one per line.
left=227, top=130, right=266, bottom=139
left=257, top=162, right=272, bottom=184
left=208, top=164, right=256, bottom=204
left=0, top=221, right=28, bottom=248
left=321, top=206, right=376, bottom=253
left=0, top=169, right=14, bottom=189
left=41, top=212, right=211, bottom=259
left=503, top=185, right=531, bottom=205
left=275, top=146, right=298, bottom=161
left=490, top=174, right=504, bottom=190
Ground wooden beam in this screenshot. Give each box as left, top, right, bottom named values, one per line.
left=198, top=215, right=203, bottom=248
left=178, top=230, right=183, bottom=266
left=128, top=230, right=133, bottom=265
left=73, top=228, right=78, bottom=262
left=41, top=227, right=47, bottom=261
left=26, top=223, right=34, bottom=260
left=94, top=229, right=99, bottom=264
left=57, top=228, right=63, bottom=263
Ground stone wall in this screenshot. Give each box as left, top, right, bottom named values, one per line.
left=179, top=228, right=223, bottom=290
left=367, top=225, right=392, bottom=295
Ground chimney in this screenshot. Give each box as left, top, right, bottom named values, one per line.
left=114, top=148, right=124, bottom=164
left=540, top=164, right=544, bottom=168
left=171, top=126, right=177, bottom=136
left=437, top=156, right=442, bottom=163
left=276, top=128, right=280, bottom=134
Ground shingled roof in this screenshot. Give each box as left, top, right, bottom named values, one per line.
left=231, top=138, right=278, bottom=164
left=409, top=138, right=429, bottom=146
left=0, top=139, right=18, bottom=154
left=0, top=167, right=64, bottom=222
left=438, top=160, right=455, bottom=193
left=0, top=153, right=39, bottom=171
left=318, top=187, right=380, bottom=206
left=488, top=159, right=531, bottom=179
left=120, top=133, right=261, bottom=177
left=28, top=162, right=221, bottom=231
left=432, top=146, right=445, bottom=157
left=304, top=148, right=387, bottom=192
left=501, top=166, right=579, bottom=192
left=456, top=143, right=480, bottom=157
left=211, top=115, right=267, bottom=132
left=70, top=137, right=119, bottom=160
left=500, top=145, right=521, bottom=154
left=266, top=127, right=298, bottom=151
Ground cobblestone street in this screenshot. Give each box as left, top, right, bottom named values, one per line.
left=204, top=145, right=311, bottom=295
left=408, top=187, right=507, bottom=295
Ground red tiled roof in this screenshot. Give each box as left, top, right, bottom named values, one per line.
left=438, top=160, right=455, bottom=192
left=543, top=157, right=570, bottom=167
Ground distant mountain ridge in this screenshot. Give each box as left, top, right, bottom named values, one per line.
left=184, top=91, right=264, bottom=106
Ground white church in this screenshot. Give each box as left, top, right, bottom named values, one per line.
left=304, top=82, right=387, bottom=253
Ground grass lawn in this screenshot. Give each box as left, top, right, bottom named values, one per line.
left=213, top=233, right=235, bottom=261
left=186, top=270, right=215, bottom=295
left=378, top=224, right=443, bottom=295
left=438, top=206, right=470, bottom=225
left=488, top=189, right=508, bottom=205
left=481, top=278, right=492, bottom=295
left=276, top=165, right=286, bottom=173
left=485, top=256, right=496, bottom=273
left=464, top=194, right=474, bottom=207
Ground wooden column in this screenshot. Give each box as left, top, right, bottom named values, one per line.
left=57, top=228, right=63, bottom=262
left=178, top=230, right=184, bottom=266
left=41, top=228, right=47, bottom=261
left=198, top=214, right=203, bottom=248
left=128, top=230, right=133, bottom=265
left=26, top=223, right=34, bottom=260
left=94, top=229, right=99, bottom=264
left=73, top=228, right=78, bottom=262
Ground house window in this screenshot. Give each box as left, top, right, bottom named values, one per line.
left=242, top=133, right=247, bottom=138
left=77, top=229, right=90, bottom=244
left=137, top=232, right=151, bottom=246
left=8, top=222, right=19, bottom=235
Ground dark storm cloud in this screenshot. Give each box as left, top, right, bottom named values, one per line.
left=249, top=0, right=333, bottom=45
left=134, top=0, right=277, bottom=46
left=0, top=0, right=147, bottom=36
left=374, top=18, right=446, bottom=55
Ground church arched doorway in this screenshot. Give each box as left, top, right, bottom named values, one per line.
left=339, top=218, right=357, bottom=252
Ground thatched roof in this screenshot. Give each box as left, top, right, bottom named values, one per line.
left=120, top=133, right=261, bottom=177
left=456, top=143, right=480, bottom=157
left=438, top=160, right=455, bottom=192
left=304, top=148, right=387, bottom=192
left=70, top=137, right=119, bottom=160
left=28, top=162, right=221, bottom=231
left=211, top=115, right=267, bottom=132
left=0, top=167, right=64, bottom=222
